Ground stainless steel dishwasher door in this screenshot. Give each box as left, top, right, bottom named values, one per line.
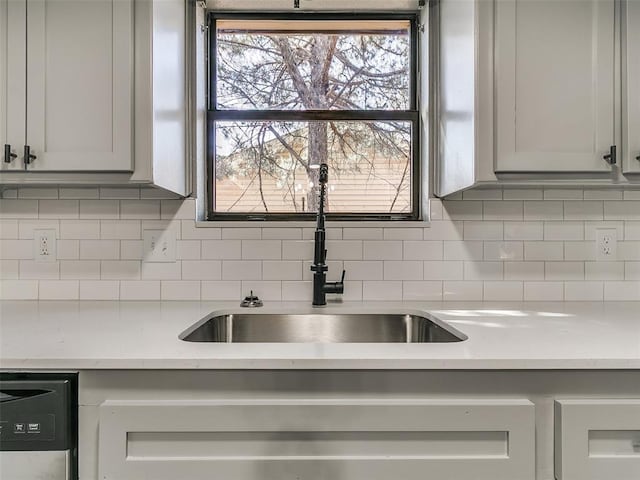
left=0, top=374, right=77, bottom=480
left=0, top=451, right=69, bottom=480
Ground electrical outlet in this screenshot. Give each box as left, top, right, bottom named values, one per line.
left=143, top=229, right=176, bottom=263
left=596, top=228, right=617, bottom=261
left=34, top=229, right=57, bottom=263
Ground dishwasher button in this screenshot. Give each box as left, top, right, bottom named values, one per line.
left=14, top=423, right=26, bottom=433
left=27, top=423, right=41, bottom=433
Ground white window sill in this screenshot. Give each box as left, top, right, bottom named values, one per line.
left=195, top=220, right=430, bottom=228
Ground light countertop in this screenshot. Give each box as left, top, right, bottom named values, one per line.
left=1, top=301, right=639, bottom=370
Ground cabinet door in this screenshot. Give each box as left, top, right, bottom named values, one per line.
left=99, top=399, right=535, bottom=480
left=0, top=0, right=26, bottom=171
left=555, top=399, right=640, bottom=479
left=25, top=0, right=133, bottom=172
left=495, top=0, right=616, bottom=173
left=623, top=0, right=640, bottom=174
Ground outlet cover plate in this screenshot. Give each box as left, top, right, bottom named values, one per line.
left=34, top=229, right=57, bottom=263
left=596, top=228, right=618, bottom=262
left=143, top=229, right=177, bottom=263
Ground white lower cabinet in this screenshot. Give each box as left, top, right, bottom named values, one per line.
left=98, top=399, right=535, bottom=480
left=555, top=399, right=640, bottom=479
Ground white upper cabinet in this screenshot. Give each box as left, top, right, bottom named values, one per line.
left=0, top=0, right=27, bottom=171
left=24, top=0, right=133, bottom=172
left=623, top=0, right=640, bottom=174
left=495, top=0, right=616, bottom=173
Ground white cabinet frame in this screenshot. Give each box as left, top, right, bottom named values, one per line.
left=99, top=399, right=535, bottom=480
left=623, top=0, right=640, bottom=174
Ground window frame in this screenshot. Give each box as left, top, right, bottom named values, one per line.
left=206, top=11, right=421, bottom=222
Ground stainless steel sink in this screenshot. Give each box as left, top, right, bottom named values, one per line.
left=179, top=313, right=467, bottom=343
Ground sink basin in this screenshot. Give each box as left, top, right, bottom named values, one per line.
left=179, top=313, right=467, bottom=343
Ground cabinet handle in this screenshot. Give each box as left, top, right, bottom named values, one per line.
left=603, top=145, right=617, bottom=165
left=4, top=144, right=17, bottom=163
left=23, top=145, right=36, bottom=168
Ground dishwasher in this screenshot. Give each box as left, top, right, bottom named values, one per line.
left=0, top=373, right=77, bottom=480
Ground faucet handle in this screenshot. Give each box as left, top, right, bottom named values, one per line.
left=340, top=269, right=346, bottom=284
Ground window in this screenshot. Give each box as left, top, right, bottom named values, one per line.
left=207, top=13, right=419, bottom=220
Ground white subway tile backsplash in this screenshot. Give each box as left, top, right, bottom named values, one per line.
left=443, top=241, right=484, bottom=261
left=626, top=262, right=640, bottom=280
left=61, top=261, right=100, bottom=280
left=79, top=200, right=119, bottom=219
left=201, top=281, right=240, bottom=301
left=176, top=240, right=201, bottom=260
left=120, top=200, right=160, bottom=219
left=61, top=220, right=100, bottom=239
left=181, top=221, right=222, bottom=240
left=59, top=188, right=100, bottom=199
left=619, top=242, right=640, bottom=261
left=202, top=240, right=241, bottom=259
left=120, top=281, right=160, bottom=300
left=141, top=262, right=181, bottom=280
left=0, top=240, right=33, bottom=259
left=483, top=201, right=523, bottom=220
left=383, top=228, right=423, bottom=240
left=524, top=201, right=563, bottom=221
left=585, top=262, right=625, bottom=281
left=39, top=280, right=79, bottom=300
left=0, top=220, right=19, bottom=238
left=564, top=201, right=603, bottom=220
left=19, top=261, right=59, bottom=279
left=504, top=262, right=545, bottom=280
left=80, top=240, right=120, bottom=260
left=403, top=241, right=443, bottom=260
left=384, top=261, right=423, bottom=280
left=0, top=280, right=38, bottom=300
left=524, top=282, right=564, bottom=301
left=18, top=219, right=60, bottom=239
left=443, top=281, right=483, bottom=301
left=483, top=281, right=523, bottom=301
left=343, top=261, right=383, bottom=280
left=342, top=228, right=382, bottom=240
left=464, top=262, right=503, bottom=280
left=402, top=281, right=443, bottom=300
left=120, top=240, right=143, bottom=260
left=222, top=260, right=261, bottom=280
left=544, top=189, right=583, bottom=200
left=504, top=222, right=543, bottom=241
left=524, top=242, right=564, bottom=261
left=181, top=260, right=222, bottom=280
left=543, top=222, right=584, bottom=241
left=101, top=261, right=141, bottom=280
left=564, top=281, right=603, bottom=301
left=483, top=242, right=523, bottom=261
left=0, top=200, right=38, bottom=219
left=545, top=262, right=584, bottom=281
left=100, top=220, right=140, bottom=240
left=326, top=240, right=363, bottom=260
left=0, top=260, right=19, bottom=279
left=424, top=261, right=464, bottom=280
left=362, top=281, right=403, bottom=301
left=57, top=240, right=79, bottom=260
left=463, top=221, right=503, bottom=240
left=80, top=280, right=119, bottom=300
left=161, top=281, right=201, bottom=300
left=3, top=189, right=640, bottom=301
left=39, top=200, right=79, bottom=219
left=423, top=221, right=464, bottom=241
left=603, top=282, right=640, bottom=301
left=604, top=201, right=640, bottom=220
left=262, top=261, right=302, bottom=280
left=242, top=240, right=282, bottom=260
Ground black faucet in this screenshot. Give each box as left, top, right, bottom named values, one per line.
left=311, top=163, right=345, bottom=306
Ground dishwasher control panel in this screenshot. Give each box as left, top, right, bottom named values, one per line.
left=0, top=378, right=72, bottom=451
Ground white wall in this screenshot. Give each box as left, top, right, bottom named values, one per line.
left=1, top=187, right=639, bottom=301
